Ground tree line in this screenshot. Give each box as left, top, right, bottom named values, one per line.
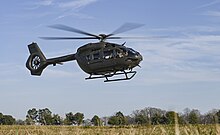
left=0, top=107, right=220, bottom=125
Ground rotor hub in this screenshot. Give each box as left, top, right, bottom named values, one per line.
left=98, top=34, right=108, bottom=41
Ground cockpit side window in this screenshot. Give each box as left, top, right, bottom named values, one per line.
left=115, top=49, right=123, bottom=58
left=93, top=52, right=100, bottom=60
left=119, top=47, right=128, bottom=56
left=86, top=52, right=100, bottom=61
left=103, top=50, right=114, bottom=59
left=86, top=55, right=91, bottom=61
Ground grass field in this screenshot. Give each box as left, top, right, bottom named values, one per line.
left=0, top=124, right=219, bottom=135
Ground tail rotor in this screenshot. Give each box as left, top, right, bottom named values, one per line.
left=26, top=42, right=48, bottom=76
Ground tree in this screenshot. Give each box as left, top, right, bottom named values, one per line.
left=25, top=108, right=38, bottom=125
left=0, top=115, right=16, bottom=125
left=116, top=111, right=127, bottom=125
left=0, top=113, right=3, bottom=124
left=151, top=113, right=163, bottom=125
left=65, top=112, right=75, bottom=125
left=200, top=110, right=218, bottom=124
left=134, top=113, right=148, bottom=125
left=73, top=112, right=84, bottom=125
left=201, top=113, right=215, bottom=124
left=188, top=109, right=200, bottom=124
left=182, top=108, right=201, bottom=124
left=108, top=116, right=117, bottom=125
left=38, top=108, right=53, bottom=125
left=164, top=111, right=176, bottom=124
left=177, top=114, right=185, bottom=124
left=64, top=112, right=84, bottom=125
left=91, top=115, right=102, bottom=126
left=108, top=111, right=127, bottom=125
left=52, top=114, right=63, bottom=125
left=216, top=110, right=220, bottom=123
left=132, top=107, right=166, bottom=125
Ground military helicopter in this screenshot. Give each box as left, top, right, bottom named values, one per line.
left=26, top=23, right=143, bottom=82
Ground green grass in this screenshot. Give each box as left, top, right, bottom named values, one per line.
left=0, top=124, right=219, bottom=135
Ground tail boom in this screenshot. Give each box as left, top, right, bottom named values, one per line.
left=26, top=42, right=76, bottom=76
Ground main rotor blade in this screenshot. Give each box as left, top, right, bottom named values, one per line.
left=107, top=23, right=145, bottom=37
left=49, top=24, right=100, bottom=39
left=107, top=36, right=169, bottom=40
left=107, top=37, right=146, bottom=39
left=40, top=37, right=97, bottom=40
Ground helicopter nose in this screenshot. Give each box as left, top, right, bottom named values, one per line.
left=133, top=51, right=142, bottom=60
left=137, top=53, right=143, bottom=62
left=130, top=53, right=143, bottom=63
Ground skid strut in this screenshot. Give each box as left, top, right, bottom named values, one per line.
left=85, top=70, right=137, bottom=82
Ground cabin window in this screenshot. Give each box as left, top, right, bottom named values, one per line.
left=120, top=47, right=128, bottom=56
left=116, top=49, right=123, bottom=58
left=93, top=52, right=100, bottom=60
left=103, top=50, right=113, bottom=59
left=86, top=55, right=91, bottom=61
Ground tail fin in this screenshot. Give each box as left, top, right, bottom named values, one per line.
left=26, top=42, right=48, bottom=76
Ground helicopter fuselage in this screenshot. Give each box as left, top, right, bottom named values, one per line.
left=75, top=42, right=143, bottom=75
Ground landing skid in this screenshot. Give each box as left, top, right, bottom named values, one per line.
left=85, top=71, right=137, bottom=82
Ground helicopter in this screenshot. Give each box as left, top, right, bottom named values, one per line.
left=26, top=23, right=143, bottom=82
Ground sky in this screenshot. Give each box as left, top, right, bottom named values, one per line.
left=0, top=0, right=220, bottom=119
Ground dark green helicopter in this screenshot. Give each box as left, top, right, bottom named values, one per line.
left=26, top=23, right=143, bottom=82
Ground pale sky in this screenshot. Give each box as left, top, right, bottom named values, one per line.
left=0, top=0, right=220, bottom=119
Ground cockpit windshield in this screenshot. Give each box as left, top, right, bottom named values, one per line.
left=128, top=48, right=137, bottom=55
left=119, top=47, right=127, bottom=53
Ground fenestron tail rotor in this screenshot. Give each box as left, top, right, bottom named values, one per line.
left=40, top=23, right=146, bottom=42
left=31, top=55, right=41, bottom=70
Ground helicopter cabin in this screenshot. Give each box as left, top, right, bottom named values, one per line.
left=76, top=42, right=129, bottom=74
left=85, top=43, right=127, bottom=61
